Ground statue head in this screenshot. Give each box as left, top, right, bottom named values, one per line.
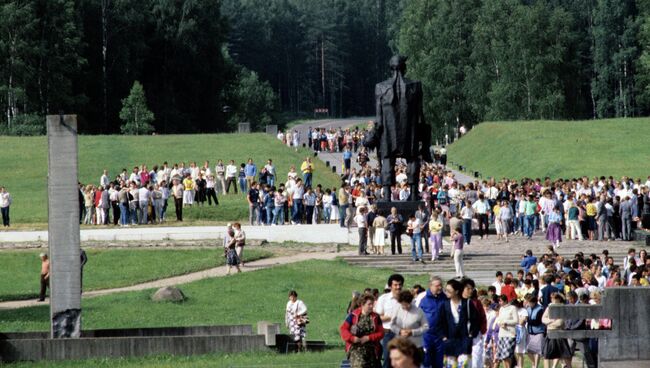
left=389, top=55, right=407, bottom=73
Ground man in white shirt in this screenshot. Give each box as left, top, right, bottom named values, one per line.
left=225, top=160, right=238, bottom=194
left=492, top=271, right=504, bottom=296
left=0, top=187, right=12, bottom=227
left=355, top=206, right=368, bottom=254
left=472, top=194, right=490, bottom=239
left=138, top=185, right=150, bottom=224
left=128, top=167, right=141, bottom=186
left=375, top=273, right=404, bottom=368
left=100, top=169, right=110, bottom=189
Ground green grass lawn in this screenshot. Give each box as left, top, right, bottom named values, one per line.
left=0, top=133, right=340, bottom=227
left=2, top=350, right=347, bottom=368
left=448, top=118, right=650, bottom=179
left=0, top=260, right=428, bottom=340
left=0, top=248, right=272, bottom=302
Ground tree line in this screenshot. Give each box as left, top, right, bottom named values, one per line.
left=1, top=1, right=649, bottom=136
left=398, top=0, right=650, bottom=142
left=0, top=0, right=398, bottom=134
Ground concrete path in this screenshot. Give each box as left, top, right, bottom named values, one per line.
left=0, top=250, right=353, bottom=310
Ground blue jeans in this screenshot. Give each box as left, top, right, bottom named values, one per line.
left=273, top=206, right=284, bottom=225
left=462, top=219, right=472, bottom=245
left=239, top=177, right=247, bottom=193
left=524, top=215, right=535, bottom=238
left=303, top=173, right=312, bottom=188
left=139, top=202, right=148, bottom=224
left=267, top=176, right=274, bottom=187
left=323, top=207, right=331, bottom=223
left=119, top=203, right=129, bottom=225
left=292, top=199, right=303, bottom=223
left=130, top=204, right=139, bottom=224
left=249, top=204, right=258, bottom=225
left=381, top=331, right=396, bottom=368
left=265, top=206, right=274, bottom=225
left=339, top=204, right=348, bottom=227
left=411, top=233, right=423, bottom=261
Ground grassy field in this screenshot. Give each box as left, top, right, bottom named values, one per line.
left=447, top=118, right=650, bottom=179
left=0, top=133, right=340, bottom=227
left=0, top=248, right=271, bottom=302
left=0, top=260, right=428, bottom=339
left=4, top=350, right=347, bottom=368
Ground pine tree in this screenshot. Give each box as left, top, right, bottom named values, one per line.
left=119, top=81, right=154, bottom=135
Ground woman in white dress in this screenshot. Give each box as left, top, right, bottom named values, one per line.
left=330, top=187, right=339, bottom=223
left=372, top=210, right=388, bottom=255
left=285, top=290, right=308, bottom=351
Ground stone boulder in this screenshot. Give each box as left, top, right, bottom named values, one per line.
left=151, top=286, right=185, bottom=302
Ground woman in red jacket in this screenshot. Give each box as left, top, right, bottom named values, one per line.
left=340, top=294, right=385, bottom=368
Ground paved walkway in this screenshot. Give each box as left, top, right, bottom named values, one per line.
left=0, top=250, right=352, bottom=310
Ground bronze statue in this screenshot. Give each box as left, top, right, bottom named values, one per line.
left=363, top=55, right=431, bottom=201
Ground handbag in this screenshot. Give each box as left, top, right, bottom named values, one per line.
left=296, top=314, right=310, bottom=326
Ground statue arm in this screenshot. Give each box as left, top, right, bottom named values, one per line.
left=363, top=87, right=384, bottom=149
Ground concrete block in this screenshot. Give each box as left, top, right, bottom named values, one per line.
left=265, top=125, right=278, bottom=135
left=238, top=123, right=251, bottom=133
left=257, top=321, right=280, bottom=346
left=548, top=304, right=603, bottom=319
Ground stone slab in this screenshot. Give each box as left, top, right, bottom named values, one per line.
left=0, top=325, right=254, bottom=340
left=46, top=114, right=81, bottom=338
left=0, top=334, right=267, bottom=362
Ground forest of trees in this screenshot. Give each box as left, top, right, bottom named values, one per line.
left=1, top=0, right=649, bottom=135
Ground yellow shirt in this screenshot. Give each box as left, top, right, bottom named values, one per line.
left=586, top=203, right=597, bottom=216
left=493, top=205, right=501, bottom=217
left=183, top=178, right=194, bottom=191
left=640, top=278, right=649, bottom=287
left=429, top=220, right=443, bottom=233
left=301, top=161, right=312, bottom=174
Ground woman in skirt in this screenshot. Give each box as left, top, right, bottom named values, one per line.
left=286, top=290, right=308, bottom=351
left=372, top=210, right=387, bottom=255
left=494, top=295, right=518, bottom=368
left=224, top=228, right=241, bottom=274
left=546, top=206, right=563, bottom=250
left=541, top=293, right=572, bottom=368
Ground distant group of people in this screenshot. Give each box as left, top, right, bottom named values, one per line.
left=331, top=243, right=648, bottom=368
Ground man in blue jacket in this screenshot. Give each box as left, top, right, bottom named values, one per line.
left=419, top=275, right=447, bottom=368
left=520, top=249, right=538, bottom=275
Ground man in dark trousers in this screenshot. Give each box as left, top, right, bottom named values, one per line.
left=38, top=253, right=50, bottom=302
left=419, top=276, right=447, bottom=368
left=80, top=249, right=88, bottom=293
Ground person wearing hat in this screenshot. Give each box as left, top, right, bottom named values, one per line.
left=38, top=253, right=50, bottom=301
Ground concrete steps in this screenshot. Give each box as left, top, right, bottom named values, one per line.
left=341, top=239, right=635, bottom=285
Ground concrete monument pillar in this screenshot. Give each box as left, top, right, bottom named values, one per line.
left=46, top=115, right=81, bottom=338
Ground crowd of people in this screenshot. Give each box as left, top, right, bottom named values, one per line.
left=331, top=245, right=648, bottom=368
left=72, top=120, right=650, bottom=239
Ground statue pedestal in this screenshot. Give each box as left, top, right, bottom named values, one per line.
left=376, top=201, right=421, bottom=224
